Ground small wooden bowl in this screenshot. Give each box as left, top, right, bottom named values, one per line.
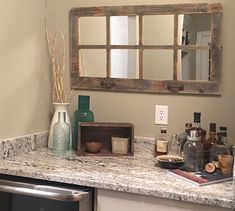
left=85, top=141, right=103, bottom=153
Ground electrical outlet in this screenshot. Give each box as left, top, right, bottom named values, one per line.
left=155, top=105, right=168, bottom=125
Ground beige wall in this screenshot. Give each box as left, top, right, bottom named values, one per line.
left=1, top=0, right=234, bottom=146
left=46, top=0, right=235, bottom=145
left=0, top=0, right=51, bottom=139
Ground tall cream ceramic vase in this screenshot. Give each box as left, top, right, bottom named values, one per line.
left=48, top=103, right=72, bottom=149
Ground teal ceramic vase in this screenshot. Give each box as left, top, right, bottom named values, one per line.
left=53, top=112, right=71, bottom=155
left=72, top=95, right=94, bottom=150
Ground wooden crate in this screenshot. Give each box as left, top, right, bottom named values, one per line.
left=77, top=122, right=134, bottom=156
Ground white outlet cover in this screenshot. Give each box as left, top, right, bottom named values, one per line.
left=155, top=105, right=168, bottom=125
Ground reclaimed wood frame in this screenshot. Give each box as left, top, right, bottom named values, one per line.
left=69, top=3, right=223, bottom=95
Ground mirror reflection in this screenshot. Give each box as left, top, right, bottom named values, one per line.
left=143, top=50, right=173, bottom=80
left=110, top=16, right=137, bottom=45
left=110, top=16, right=139, bottom=79
left=79, top=17, right=106, bottom=45
left=79, top=14, right=215, bottom=81
left=70, top=4, right=222, bottom=95
left=111, top=49, right=139, bottom=79
left=143, top=15, right=174, bottom=45
left=78, top=14, right=212, bottom=81
left=179, top=14, right=211, bottom=46
left=79, top=49, right=106, bottom=77
left=180, top=49, right=210, bottom=81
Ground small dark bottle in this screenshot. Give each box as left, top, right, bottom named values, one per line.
left=185, top=123, right=192, bottom=135
left=219, top=127, right=233, bottom=154
left=204, top=123, right=218, bottom=164
left=178, top=123, right=192, bottom=156
left=204, top=123, right=218, bottom=151
left=190, top=112, right=207, bottom=146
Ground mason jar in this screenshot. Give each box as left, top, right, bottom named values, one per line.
left=183, top=130, right=204, bottom=172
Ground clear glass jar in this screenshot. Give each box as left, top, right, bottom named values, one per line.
left=183, top=130, right=204, bottom=172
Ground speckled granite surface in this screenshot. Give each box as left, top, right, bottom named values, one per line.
left=0, top=131, right=48, bottom=159
left=0, top=134, right=234, bottom=209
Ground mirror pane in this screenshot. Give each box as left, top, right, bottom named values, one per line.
left=179, top=14, right=211, bottom=45
left=143, top=15, right=174, bottom=45
left=143, top=50, right=173, bottom=80
left=179, top=49, right=210, bottom=81
left=79, top=49, right=106, bottom=77
left=79, top=17, right=106, bottom=45
left=110, top=16, right=138, bottom=45
left=111, top=49, right=139, bottom=79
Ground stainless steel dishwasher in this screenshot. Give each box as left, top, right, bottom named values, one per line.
left=0, top=174, right=96, bottom=211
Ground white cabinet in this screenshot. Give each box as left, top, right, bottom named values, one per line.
left=97, top=189, right=231, bottom=211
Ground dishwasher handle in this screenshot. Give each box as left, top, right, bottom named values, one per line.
left=0, top=179, right=88, bottom=202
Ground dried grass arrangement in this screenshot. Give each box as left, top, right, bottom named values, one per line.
left=44, top=1, right=66, bottom=103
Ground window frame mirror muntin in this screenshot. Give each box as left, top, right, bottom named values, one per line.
left=69, top=3, right=222, bottom=95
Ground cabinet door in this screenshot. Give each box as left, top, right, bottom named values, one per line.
left=97, top=189, right=231, bottom=211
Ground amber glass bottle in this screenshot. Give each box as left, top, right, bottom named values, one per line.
left=204, top=123, right=218, bottom=151
left=204, top=123, right=218, bottom=164
left=155, top=127, right=168, bottom=157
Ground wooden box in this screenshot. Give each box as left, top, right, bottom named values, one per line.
left=77, top=122, right=134, bottom=156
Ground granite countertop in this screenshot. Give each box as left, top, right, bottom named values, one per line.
left=0, top=133, right=234, bottom=209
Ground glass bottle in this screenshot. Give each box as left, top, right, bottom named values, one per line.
left=155, top=126, right=169, bottom=157
left=220, top=126, right=233, bottom=154
left=168, top=134, right=181, bottom=156
left=183, top=130, right=204, bottom=172
left=72, top=95, right=94, bottom=150
left=190, top=112, right=206, bottom=145
left=53, top=112, right=71, bottom=155
left=210, top=126, right=231, bottom=162
left=204, top=123, right=218, bottom=151
left=204, top=123, right=218, bottom=164
left=48, top=103, right=71, bottom=150
left=178, top=123, right=192, bottom=156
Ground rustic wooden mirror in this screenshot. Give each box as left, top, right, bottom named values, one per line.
left=70, top=3, right=222, bottom=95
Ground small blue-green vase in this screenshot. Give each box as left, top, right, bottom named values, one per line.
left=53, top=112, right=71, bottom=155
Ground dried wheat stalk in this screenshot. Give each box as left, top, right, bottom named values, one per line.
left=44, top=0, right=66, bottom=103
